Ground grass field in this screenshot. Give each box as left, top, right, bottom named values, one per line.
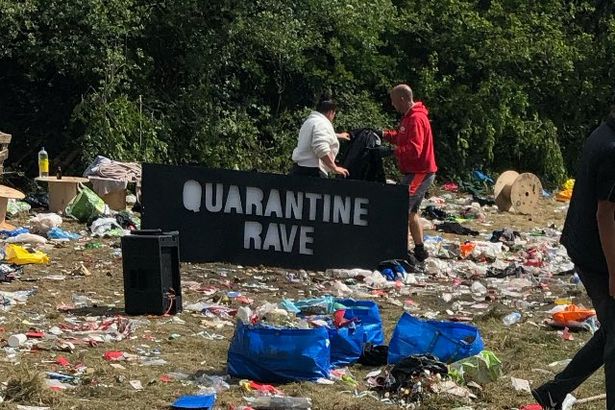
left=0, top=198, right=607, bottom=409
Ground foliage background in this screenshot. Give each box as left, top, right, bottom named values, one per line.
left=1, top=0, right=614, bottom=186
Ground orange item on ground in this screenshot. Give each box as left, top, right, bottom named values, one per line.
left=556, top=190, right=572, bottom=202
left=552, top=304, right=596, bottom=324
left=556, top=179, right=575, bottom=202
left=460, top=242, right=476, bottom=258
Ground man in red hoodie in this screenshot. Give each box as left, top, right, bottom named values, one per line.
left=382, top=84, right=437, bottom=261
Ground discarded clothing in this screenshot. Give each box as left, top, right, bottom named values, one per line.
left=367, top=355, right=448, bottom=405
left=83, top=155, right=141, bottom=182
left=391, top=355, right=448, bottom=383
left=0, top=265, right=21, bottom=282
left=490, top=228, right=520, bottom=244
left=442, top=182, right=459, bottom=192
left=435, top=222, right=479, bottom=236
left=358, top=343, right=389, bottom=366
left=24, top=192, right=49, bottom=208
left=473, top=170, right=494, bottom=184
left=338, top=128, right=386, bottom=182
left=486, top=263, right=525, bottom=278
left=115, top=211, right=139, bottom=230
left=0, top=271, right=16, bottom=282
left=468, top=187, right=495, bottom=207
left=422, top=205, right=450, bottom=221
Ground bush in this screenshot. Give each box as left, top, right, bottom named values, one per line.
left=0, top=0, right=613, bottom=185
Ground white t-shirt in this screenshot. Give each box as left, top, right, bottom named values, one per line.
left=291, top=111, right=339, bottom=173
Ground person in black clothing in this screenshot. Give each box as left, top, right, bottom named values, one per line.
left=532, top=96, right=615, bottom=409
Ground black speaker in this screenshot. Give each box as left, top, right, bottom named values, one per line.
left=121, top=229, right=182, bottom=315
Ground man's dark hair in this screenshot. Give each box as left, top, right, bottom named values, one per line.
left=316, top=95, right=336, bottom=114
left=610, top=89, right=615, bottom=119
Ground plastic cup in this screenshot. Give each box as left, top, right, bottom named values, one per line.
left=8, top=333, right=27, bottom=347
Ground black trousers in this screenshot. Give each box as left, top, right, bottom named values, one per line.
left=290, top=164, right=327, bottom=178
left=538, top=266, right=615, bottom=408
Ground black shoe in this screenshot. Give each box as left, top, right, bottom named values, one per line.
left=413, top=246, right=429, bottom=262
left=532, top=388, right=562, bottom=410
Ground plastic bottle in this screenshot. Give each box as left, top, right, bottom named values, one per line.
left=502, top=311, right=521, bottom=326
left=38, top=147, right=49, bottom=177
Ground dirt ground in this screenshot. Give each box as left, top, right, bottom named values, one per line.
left=0, top=197, right=607, bottom=410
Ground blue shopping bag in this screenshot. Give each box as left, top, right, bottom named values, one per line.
left=328, top=324, right=365, bottom=367
left=388, top=313, right=484, bottom=364
left=337, top=299, right=385, bottom=345
left=328, top=299, right=385, bottom=367
left=282, top=297, right=385, bottom=368
left=227, top=321, right=330, bottom=382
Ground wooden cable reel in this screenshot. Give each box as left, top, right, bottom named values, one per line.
left=0, top=185, right=25, bottom=230
left=0, top=132, right=23, bottom=229
left=494, top=171, right=543, bottom=214
left=0, top=131, right=11, bottom=177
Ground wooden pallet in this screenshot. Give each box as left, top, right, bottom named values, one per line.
left=0, top=132, right=10, bottom=175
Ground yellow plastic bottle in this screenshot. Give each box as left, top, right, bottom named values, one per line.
left=38, top=147, right=49, bottom=177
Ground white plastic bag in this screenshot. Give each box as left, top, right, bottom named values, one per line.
left=29, top=213, right=62, bottom=234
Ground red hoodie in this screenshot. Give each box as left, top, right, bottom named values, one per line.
left=383, top=101, right=438, bottom=174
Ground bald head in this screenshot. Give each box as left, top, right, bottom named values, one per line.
left=391, top=84, right=413, bottom=100
left=390, top=84, right=414, bottom=114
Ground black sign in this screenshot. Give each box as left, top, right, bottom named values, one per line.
left=141, top=164, right=408, bottom=270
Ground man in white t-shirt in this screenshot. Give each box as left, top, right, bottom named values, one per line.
left=291, top=97, right=349, bottom=178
